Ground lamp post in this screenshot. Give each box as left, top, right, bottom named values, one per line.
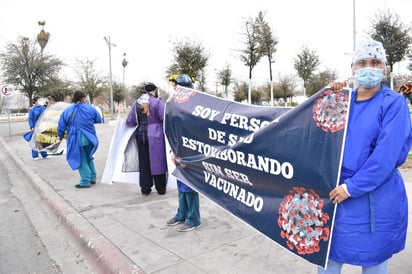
left=21, top=37, right=30, bottom=109
left=37, top=21, right=49, bottom=57
left=37, top=21, right=49, bottom=93
left=214, top=69, right=219, bottom=95
left=352, top=0, right=356, bottom=54
left=121, top=53, right=128, bottom=115
left=122, top=53, right=128, bottom=87
left=104, top=36, right=116, bottom=119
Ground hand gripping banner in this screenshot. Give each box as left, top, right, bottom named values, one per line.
left=164, top=86, right=351, bottom=268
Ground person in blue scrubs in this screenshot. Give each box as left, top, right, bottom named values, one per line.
left=28, top=97, right=49, bottom=160
left=319, top=39, right=412, bottom=274
left=166, top=74, right=202, bottom=232
left=57, top=91, right=102, bottom=188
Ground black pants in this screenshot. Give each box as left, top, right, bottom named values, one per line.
left=137, top=133, right=166, bottom=195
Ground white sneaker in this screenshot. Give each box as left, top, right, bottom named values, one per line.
left=33, top=157, right=40, bottom=161
left=44, top=156, right=51, bottom=159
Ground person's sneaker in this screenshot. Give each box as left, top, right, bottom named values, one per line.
left=90, top=181, right=96, bottom=185
left=44, top=156, right=51, bottom=159
left=33, top=157, right=40, bottom=161
left=177, top=223, right=201, bottom=232
left=166, top=218, right=183, bottom=226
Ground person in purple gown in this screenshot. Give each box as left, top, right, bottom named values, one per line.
left=126, top=82, right=167, bottom=196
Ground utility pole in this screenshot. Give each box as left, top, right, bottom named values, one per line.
left=104, top=36, right=116, bottom=119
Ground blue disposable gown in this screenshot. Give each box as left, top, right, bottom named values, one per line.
left=57, top=102, right=102, bottom=170
left=28, top=105, right=46, bottom=129
left=329, top=85, right=411, bottom=266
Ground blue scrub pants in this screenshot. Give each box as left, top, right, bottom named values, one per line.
left=32, top=149, right=48, bottom=159
left=78, top=141, right=96, bottom=186
left=318, top=259, right=388, bottom=274
left=174, top=191, right=201, bottom=227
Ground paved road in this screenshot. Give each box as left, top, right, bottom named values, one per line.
left=0, top=137, right=93, bottom=273
left=0, top=154, right=62, bottom=273
left=0, top=120, right=27, bottom=137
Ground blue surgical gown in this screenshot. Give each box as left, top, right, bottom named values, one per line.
left=57, top=102, right=102, bottom=170
left=329, top=85, right=411, bottom=266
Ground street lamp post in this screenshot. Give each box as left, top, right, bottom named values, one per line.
left=121, top=53, right=128, bottom=115
left=214, top=69, right=219, bottom=94
left=104, top=36, right=116, bottom=119
left=352, top=0, right=356, bottom=54
left=37, top=21, right=49, bottom=57
left=21, top=37, right=30, bottom=108
left=37, top=21, right=49, bottom=93
left=122, top=53, right=128, bottom=87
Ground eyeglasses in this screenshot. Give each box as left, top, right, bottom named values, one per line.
left=354, top=59, right=384, bottom=68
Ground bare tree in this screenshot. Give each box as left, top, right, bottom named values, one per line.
left=233, top=81, right=248, bottom=102
left=232, top=81, right=261, bottom=104
left=0, top=36, right=64, bottom=108
left=73, top=58, right=106, bottom=103
left=273, top=76, right=296, bottom=104
left=217, top=65, right=232, bottom=99
left=166, top=38, right=209, bottom=91
left=256, top=10, right=278, bottom=105
left=306, top=69, right=338, bottom=97
left=369, top=9, right=412, bottom=88
left=239, top=16, right=263, bottom=104
left=294, top=46, right=320, bottom=97
left=112, top=81, right=126, bottom=112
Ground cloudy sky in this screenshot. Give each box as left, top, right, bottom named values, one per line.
left=0, top=0, right=411, bottom=92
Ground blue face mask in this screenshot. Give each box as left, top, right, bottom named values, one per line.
left=354, top=68, right=383, bottom=88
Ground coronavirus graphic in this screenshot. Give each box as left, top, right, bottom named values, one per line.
left=312, top=89, right=348, bottom=132
left=172, top=86, right=196, bottom=104
left=278, top=187, right=330, bottom=255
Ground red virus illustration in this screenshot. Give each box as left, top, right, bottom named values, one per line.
left=312, top=89, right=348, bottom=132
left=278, top=187, right=330, bottom=255
left=172, top=86, right=196, bottom=104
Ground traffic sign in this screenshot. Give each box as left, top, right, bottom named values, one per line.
left=1, top=85, right=14, bottom=97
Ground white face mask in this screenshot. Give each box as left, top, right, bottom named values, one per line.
left=354, top=68, right=383, bottom=89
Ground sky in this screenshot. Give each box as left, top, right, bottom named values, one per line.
left=0, top=0, right=411, bottom=93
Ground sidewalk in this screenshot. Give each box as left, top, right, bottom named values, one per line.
left=1, top=120, right=411, bottom=274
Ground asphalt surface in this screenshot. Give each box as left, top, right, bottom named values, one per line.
left=1, top=119, right=411, bottom=274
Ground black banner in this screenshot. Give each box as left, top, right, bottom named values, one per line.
left=165, top=86, right=350, bottom=267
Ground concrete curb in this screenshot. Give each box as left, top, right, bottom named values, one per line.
left=0, top=137, right=144, bottom=274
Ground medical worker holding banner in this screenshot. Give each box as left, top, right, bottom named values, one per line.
left=166, top=74, right=202, bottom=232
left=319, top=39, right=412, bottom=273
